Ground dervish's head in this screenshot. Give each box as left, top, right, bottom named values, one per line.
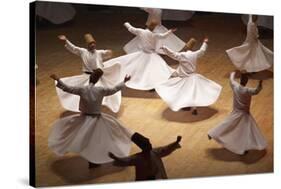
left=131, top=132, right=152, bottom=152
left=252, top=15, right=258, bottom=23
left=84, top=33, right=96, bottom=52
left=89, top=68, right=104, bottom=84
left=240, top=71, right=249, bottom=86
left=147, top=20, right=159, bottom=31
left=184, top=38, right=197, bottom=51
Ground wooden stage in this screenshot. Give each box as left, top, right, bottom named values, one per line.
left=34, top=8, right=273, bottom=187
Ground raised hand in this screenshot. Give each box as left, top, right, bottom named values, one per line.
left=170, top=28, right=177, bottom=33
left=58, top=35, right=67, bottom=41
left=108, top=152, right=116, bottom=159
left=50, top=74, right=59, bottom=81
left=124, top=75, right=131, bottom=83
left=176, top=136, right=182, bottom=143
left=203, top=37, right=209, bottom=43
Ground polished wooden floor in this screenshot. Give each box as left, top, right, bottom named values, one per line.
left=34, top=8, right=273, bottom=187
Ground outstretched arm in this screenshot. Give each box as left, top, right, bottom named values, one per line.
left=229, top=71, right=239, bottom=89
left=124, top=22, right=143, bottom=36
left=100, top=50, right=113, bottom=60
left=102, top=75, right=131, bottom=96
left=155, top=28, right=176, bottom=39
left=247, top=80, right=263, bottom=95
left=50, top=74, right=82, bottom=95
left=154, top=136, right=182, bottom=158
left=194, top=38, right=208, bottom=58
left=248, top=14, right=253, bottom=24
left=109, top=152, right=137, bottom=167
left=58, top=35, right=84, bottom=56
left=161, top=46, right=182, bottom=61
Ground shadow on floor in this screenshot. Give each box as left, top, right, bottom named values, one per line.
left=59, top=111, right=80, bottom=118
left=162, top=107, right=218, bottom=123
left=51, top=156, right=125, bottom=184
left=101, top=105, right=125, bottom=118
left=122, top=87, right=160, bottom=99
left=206, top=148, right=267, bottom=164
left=224, top=70, right=274, bottom=80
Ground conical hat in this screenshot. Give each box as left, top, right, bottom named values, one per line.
left=186, top=38, right=197, bottom=49
left=148, top=19, right=159, bottom=29
left=84, top=33, right=96, bottom=44
left=252, top=15, right=258, bottom=22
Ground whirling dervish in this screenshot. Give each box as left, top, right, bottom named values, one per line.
left=208, top=71, right=267, bottom=155
left=55, top=33, right=122, bottom=113
left=49, top=69, right=133, bottom=167
left=104, top=21, right=176, bottom=90
left=123, top=7, right=185, bottom=54
left=155, top=37, right=222, bottom=115
left=226, top=14, right=273, bottom=72
left=109, top=132, right=182, bottom=181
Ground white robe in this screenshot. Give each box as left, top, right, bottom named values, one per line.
left=49, top=80, right=133, bottom=163
left=241, top=14, right=273, bottom=30
left=104, top=23, right=175, bottom=90
left=226, top=15, right=273, bottom=72
left=155, top=42, right=222, bottom=111
left=123, top=8, right=185, bottom=54
left=55, top=40, right=122, bottom=113
left=208, top=72, right=267, bottom=155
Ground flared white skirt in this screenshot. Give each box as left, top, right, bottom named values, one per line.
left=226, top=41, right=273, bottom=72
left=208, top=110, right=267, bottom=155
left=48, top=113, right=133, bottom=163
left=104, top=51, right=175, bottom=90
left=155, top=74, right=222, bottom=111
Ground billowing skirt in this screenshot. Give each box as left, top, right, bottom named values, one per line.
left=48, top=113, right=133, bottom=163
left=226, top=40, right=273, bottom=72
left=208, top=110, right=267, bottom=155
left=155, top=74, right=222, bottom=111
left=104, top=51, right=174, bottom=90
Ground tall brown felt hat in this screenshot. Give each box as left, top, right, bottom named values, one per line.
left=185, top=38, right=197, bottom=49
left=148, top=19, right=159, bottom=29
left=84, top=33, right=96, bottom=44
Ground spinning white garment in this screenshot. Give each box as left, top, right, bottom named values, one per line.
left=155, top=43, right=222, bottom=111
left=56, top=40, right=122, bottom=113
left=241, top=14, right=273, bottom=30
left=208, top=72, right=267, bottom=155
left=104, top=23, right=175, bottom=90
left=226, top=15, right=273, bottom=72
left=123, top=8, right=185, bottom=54
left=49, top=80, right=133, bottom=163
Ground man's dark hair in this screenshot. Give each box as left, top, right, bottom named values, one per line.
left=89, top=68, right=104, bottom=84
left=240, top=73, right=249, bottom=86
left=131, top=132, right=152, bottom=151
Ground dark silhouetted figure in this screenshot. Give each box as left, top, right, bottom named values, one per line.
left=109, top=132, right=182, bottom=181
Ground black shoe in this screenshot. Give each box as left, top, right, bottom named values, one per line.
left=243, top=150, right=249, bottom=155
left=208, top=134, right=212, bottom=140
left=192, top=109, right=198, bottom=115
left=182, top=107, right=191, bottom=111
left=88, top=162, right=100, bottom=169
left=149, top=89, right=155, bottom=92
